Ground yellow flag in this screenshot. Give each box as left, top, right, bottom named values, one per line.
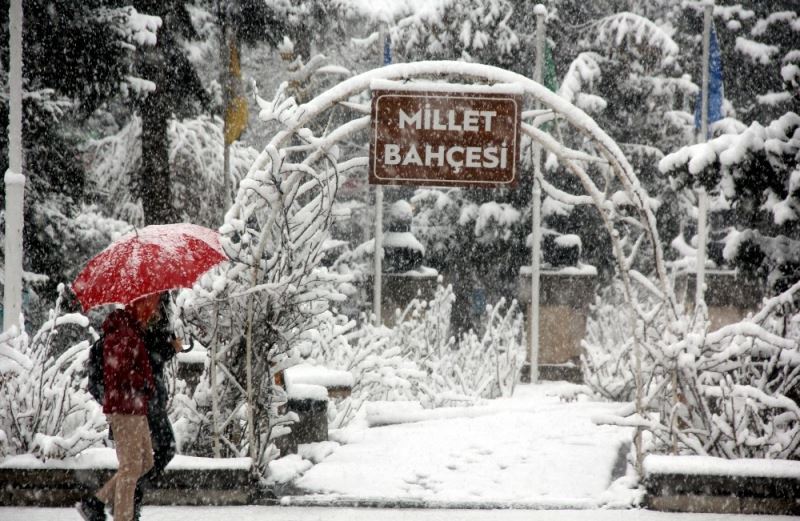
left=224, top=40, right=248, bottom=145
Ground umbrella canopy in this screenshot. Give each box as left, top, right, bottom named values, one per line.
left=71, top=223, right=227, bottom=311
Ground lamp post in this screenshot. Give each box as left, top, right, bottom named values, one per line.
left=528, top=4, right=547, bottom=384
left=4, top=0, right=25, bottom=333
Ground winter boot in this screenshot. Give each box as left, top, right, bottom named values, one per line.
left=76, top=496, right=106, bottom=521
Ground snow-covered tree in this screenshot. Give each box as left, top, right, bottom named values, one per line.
left=0, top=2, right=160, bottom=303
left=177, top=81, right=349, bottom=474
left=660, top=111, right=800, bottom=295
left=83, top=114, right=258, bottom=228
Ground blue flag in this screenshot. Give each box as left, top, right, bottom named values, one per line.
left=383, top=33, right=392, bottom=66
left=694, top=24, right=724, bottom=134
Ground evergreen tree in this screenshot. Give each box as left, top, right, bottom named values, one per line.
left=0, top=1, right=159, bottom=300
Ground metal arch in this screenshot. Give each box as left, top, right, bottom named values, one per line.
left=242, top=60, right=672, bottom=307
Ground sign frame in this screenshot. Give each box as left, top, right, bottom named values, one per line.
left=369, top=88, right=522, bottom=188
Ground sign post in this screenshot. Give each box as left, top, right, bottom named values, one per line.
left=369, top=87, right=521, bottom=188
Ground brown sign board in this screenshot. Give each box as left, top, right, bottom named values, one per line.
left=369, top=89, right=521, bottom=188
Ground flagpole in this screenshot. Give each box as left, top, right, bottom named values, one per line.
left=222, top=20, right=234, bottom=212
left=527, top=5, right=547, bottom=384
left=696, top=1, right=713, bottom=316
left=373, top=27, right=390, bottom=326
left=4, top=0, right=25, bottom=333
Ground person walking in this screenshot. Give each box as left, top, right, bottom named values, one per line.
left=132, top=294, right=183, bottom=521
left=78, top=293, right=159, bottom=521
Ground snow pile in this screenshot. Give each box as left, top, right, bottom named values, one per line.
left=266, top=441, right=339, bottom=485
left=0, top=447, right=250, bottom=470
left=284, top=364, right=354, bottom=390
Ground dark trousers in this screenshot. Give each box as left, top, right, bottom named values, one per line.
left=133, top=408, right=175, bottom=517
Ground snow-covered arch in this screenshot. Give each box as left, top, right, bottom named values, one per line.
left=213, top=61, right=681, bottom=470
left=234, top=61, right=677, bottom=317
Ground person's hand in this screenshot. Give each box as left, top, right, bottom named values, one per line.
left=172, top=337, right=184, bottom=353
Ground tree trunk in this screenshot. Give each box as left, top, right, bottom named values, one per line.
left=137, top=47, right=175, bottom=225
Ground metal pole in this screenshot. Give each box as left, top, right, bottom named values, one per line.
left=210, top=304, right=222, bottom=458
left=221, top=10, right=234, bottom=214
left=373, top=186, right=383, bottom=325
left=529, top=4, right=547, bottom=384
left=4, top=0, right=25, bottom=333
left=223, top=138, right=232, bottom=210
left=373, top=27, right=390, bottom=326
left=696, top=2, right=713, bottom=314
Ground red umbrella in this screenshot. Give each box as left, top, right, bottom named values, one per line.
left=71, top=223, right=227, bottom=311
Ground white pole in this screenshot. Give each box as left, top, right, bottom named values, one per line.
left=529, top=4, right=547, bottom=384
left=4, top=0, right=25, bottom=333
left=373, top=27, right=389, bottom=326
left=696, top=1, right=713, bottom=315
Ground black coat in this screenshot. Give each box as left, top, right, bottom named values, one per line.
left=143, top=319, right=177, bottom=413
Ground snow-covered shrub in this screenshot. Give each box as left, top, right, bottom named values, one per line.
left=646, top=282, right=800, bottom=459
left=582, top=278, right=661, bottom=402
left=311, top=283, right=526, bottom=427
left=167, top=367, right=206, bottom=456
left=446, top=297, right=526, bottom=401
left=597, top=280, right=800, bottom=460
left=0, top=286, right=105, bottom=460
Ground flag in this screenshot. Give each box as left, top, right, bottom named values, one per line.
left=694, top=23, right=724, bottom=135
left=383, top=33, right=392, bottom=66
left=224, top=38, right=248, bottom=145
left=542, top=41, right=558, bottom=132
left=543, top=41, right=558, bottom=93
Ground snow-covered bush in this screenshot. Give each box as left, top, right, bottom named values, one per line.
left=595, top=279, right=800, bottom=460
left=645, top=282, right=800, bottom=459
left=0, top=286, right=105, bottom=460
left=447, top=297, right=526, bottom=400
left=582, top=279, right=660, bottom=402
left=311, top=282, right=526, bottom=428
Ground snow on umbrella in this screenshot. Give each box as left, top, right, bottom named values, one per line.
left=71, top=223, right=227, bottom=311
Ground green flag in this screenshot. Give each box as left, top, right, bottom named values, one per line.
left=541, top=41, right=558, bottom=133
left=543, top=41, right=558, bottom=92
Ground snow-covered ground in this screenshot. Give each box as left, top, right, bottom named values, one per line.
left=280, top=382, right=636, bottom=508
left=0, top=506, right=790, bottom=521
left=0, top=383, right=793, bottom=520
